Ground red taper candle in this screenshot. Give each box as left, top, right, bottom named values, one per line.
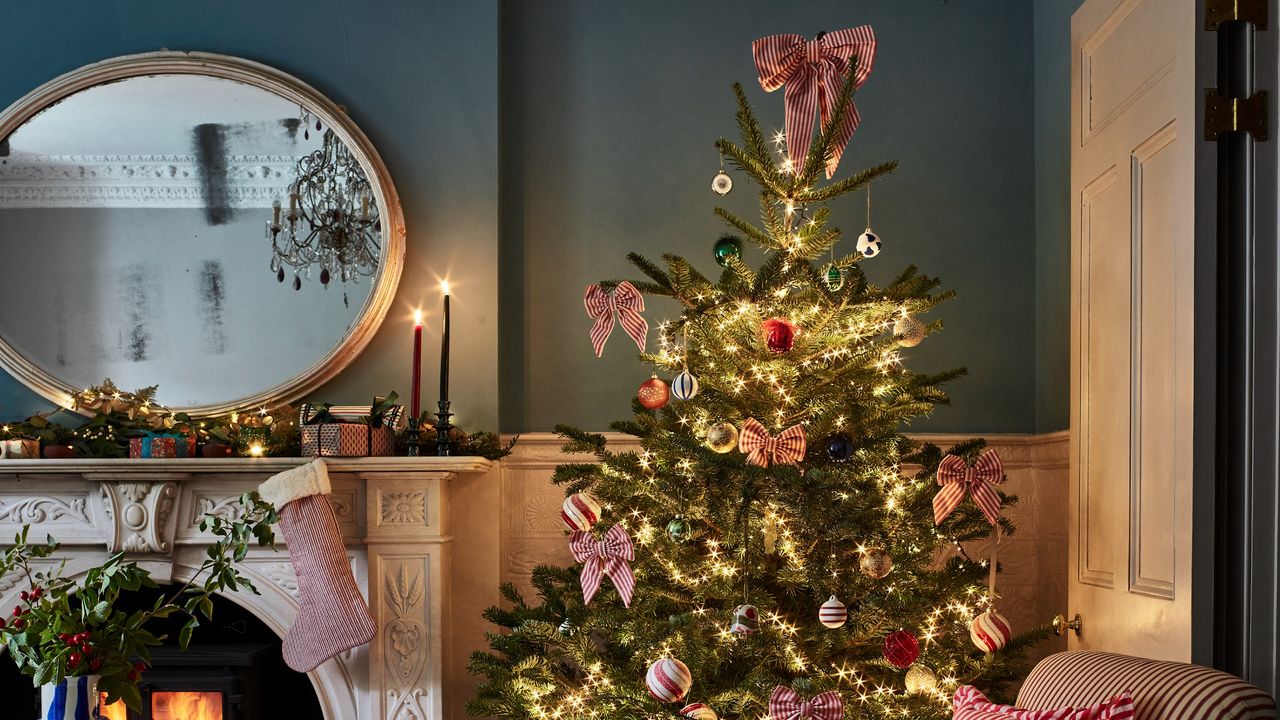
left=411, top=310, right=423, bottom=420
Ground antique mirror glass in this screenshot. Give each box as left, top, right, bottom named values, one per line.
left=0, top=53, right=404, bottom=414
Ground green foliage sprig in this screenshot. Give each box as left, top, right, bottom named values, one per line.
left=0, top=492, right=278, bottom=711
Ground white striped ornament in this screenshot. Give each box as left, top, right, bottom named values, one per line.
left=645, top=657, right=692, bottom=703
left=561, top=493, right=602, bottom=532
left=819, top=594, right=848, bottom=629
left=681, top=703, right=718, bottom=720
left=671, top=371, right=699, bottom=401
left=969, top=610, right=1012, bottom=652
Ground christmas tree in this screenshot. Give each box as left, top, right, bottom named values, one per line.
left=469, top=59, right=1046, bottom=720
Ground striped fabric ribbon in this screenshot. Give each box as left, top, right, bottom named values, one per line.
left=933, top=449, right=1004, bottom=526
left=584, top=281, right=648, bottom=357
left=954, top=684, right=1136, bottom=720
left=569, top=525, right=635, bottom=607
left=738, top=418, right=807, bottom=467
left=752, top=26, right=877, bottom=178
left=768, top=687, right=843, bottom=720
left=45, top=675, right=97, bottom=720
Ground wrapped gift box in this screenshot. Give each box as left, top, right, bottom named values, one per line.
left=299, top=401, right=404, bottom=458
left=129, top=433, right=196, bottom=459
left=0, top=439, right=40, bottom=459
left=300, top=423, right=397, bottom=457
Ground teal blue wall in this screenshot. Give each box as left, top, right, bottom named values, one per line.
left=1034, top=0, right=1085, bottom=433
left=500, top=0, right=1038, bottom=433
left=0, top=0, right=1077, bottom=435
left=0, top=0, right=502, bottom=429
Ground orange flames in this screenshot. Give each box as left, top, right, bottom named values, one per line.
left=100, top=691, right=223, bottom=720
left=99, top=695, right=128, bottom=720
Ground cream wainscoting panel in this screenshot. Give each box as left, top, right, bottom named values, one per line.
left=498, top=432, right=1070, bottom=660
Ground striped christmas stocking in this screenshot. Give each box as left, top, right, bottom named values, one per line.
left=260, top=459, right=376, bottom=672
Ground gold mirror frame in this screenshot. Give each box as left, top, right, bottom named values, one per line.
left=0, top=51, right=406, bottom=416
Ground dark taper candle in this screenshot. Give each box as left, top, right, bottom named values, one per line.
left=440, top=282, right=451, bottom=404
left=411, top=310, right=422, bottom=420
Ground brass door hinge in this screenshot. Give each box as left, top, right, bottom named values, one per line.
left=1205, top=0, right=1268, bottom=30
left=1205, top=89, right=1269, bottom=141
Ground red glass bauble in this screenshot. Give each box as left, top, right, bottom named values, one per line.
left=762, top=317, right=799, bottom=353
left=637, top=376, right=670, bottom=410
left=883, top=629, right=921, bottom=669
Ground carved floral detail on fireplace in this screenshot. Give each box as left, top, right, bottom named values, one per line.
left=381, top=491, right=426, bottom=525
left=0, top=495, right=91, bottom=525
left=385, top=561, right=428, bottom=720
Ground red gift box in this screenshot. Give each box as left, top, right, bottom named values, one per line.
left=300, top=424, right=396, bottom=457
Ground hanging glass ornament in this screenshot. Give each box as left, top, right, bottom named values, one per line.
left=671, top=371, right=699, bottom=401
left=859, top=547, right=894, bottom=579
left=824, top=264, right=844, bottom=291
left=904, top=665, right=938, bottom=694
left=883, top=630, right=921, bottom=668
left=714, top=235, right=743, bottom=268
left=894, top=316, right=927, bottom=347
left=637, top=375, right=670, bottom=410
left=712, top=152, right=733, bottom=195
left=705, top=422, right=739, bottom=453
left=666, top=516, right=691, bottom=542
left=730, top=604, right=759, bottom=635
left=825, top=433, right=854, bottom=462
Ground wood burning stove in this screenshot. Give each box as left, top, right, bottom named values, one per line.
left=99, top=645, right=273, bottom=720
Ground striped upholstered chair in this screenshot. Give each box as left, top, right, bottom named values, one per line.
left=1016, top=651, right=1277, bottom=720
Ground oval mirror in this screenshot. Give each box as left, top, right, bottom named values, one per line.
left=0, top=53, right=404, bottom=415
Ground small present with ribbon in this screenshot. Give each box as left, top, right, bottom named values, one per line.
left=0, top=439, right=39, bottom=459
left=128, top=432, right=196, bottom=459
left=300, top=394, right=404, bottom=457
left=933, top=449, right=1005, bottom=525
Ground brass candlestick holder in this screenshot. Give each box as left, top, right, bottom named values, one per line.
left=434, top=401, right=455, bottom=457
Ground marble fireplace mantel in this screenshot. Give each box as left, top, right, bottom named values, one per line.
left=0, top=456, right=495, bottom=720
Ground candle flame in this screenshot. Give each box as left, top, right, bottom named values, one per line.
left=248, top=443, right=265, bottom=457
left=414, top=310, right=423, bottom=326
left=441, top=280, right=451, bottom=296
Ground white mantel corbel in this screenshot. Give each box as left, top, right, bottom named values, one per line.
left=0, top=456, right=493, bottom=720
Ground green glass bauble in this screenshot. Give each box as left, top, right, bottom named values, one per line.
left=714, top=235, right=743, bottom=268
left=824, top=264, right=844, bottom=291
left=666, top=516, right=692, bottom=542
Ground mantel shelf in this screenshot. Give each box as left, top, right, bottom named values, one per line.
left=0, top=455, right=495, bottom=476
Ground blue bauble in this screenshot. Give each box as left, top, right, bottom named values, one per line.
left=825, top=433, right=854, bottom=462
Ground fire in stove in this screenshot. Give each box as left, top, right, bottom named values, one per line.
left=100, top=691, right=223, bottom=720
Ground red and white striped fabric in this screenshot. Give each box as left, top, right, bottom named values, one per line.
left=738, top=418, right=807, bottom=467
left=752, top=26, right=876, bottom=178
left=933, top=449, right=1004, bottom=525
left=583, top=281, right=647, bottom=357
left=568, top=525, right=635, bottom=607
left=768, top=686, right=843, bottom=720
left=1016, top=652, right=1277, bottom=720
left=954, top=685, right=1134, bottom=720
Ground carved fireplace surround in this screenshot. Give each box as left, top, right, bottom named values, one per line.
left=0, top=456, right=495, bottom=720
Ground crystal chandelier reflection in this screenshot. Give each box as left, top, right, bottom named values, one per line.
left=266, top=110, right=380, bottom=294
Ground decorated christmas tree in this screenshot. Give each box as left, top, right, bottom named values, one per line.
left=470, top=27, right=1046, bottom=720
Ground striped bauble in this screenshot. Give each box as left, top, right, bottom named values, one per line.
left=560, top=493, right=602, bottom=532
left=819, top=595, right=848, bottom=629
left=645, top=657, right=692, bottom=703
left=671, top=371, right=700, bottom=401
left=680, top=703, right=718, bottom=720
left=969, top=610, right=1012, bottom=652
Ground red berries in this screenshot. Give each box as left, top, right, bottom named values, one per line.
left=11, top=618, right=23, bottom=630
left=19, top=591, right=28, bottom=601
left=134, top=662, right=145, bottom=672
left=68, top=652, right=81, bottom=666
left=11, top=606, right=21, bottom=617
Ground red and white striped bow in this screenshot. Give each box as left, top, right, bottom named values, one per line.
left=584, top=281, right=648, bottom=357
left=738, top=418, right=807, bottom=467
left=753, top=26, right=877, bottom=178
left=768, top=687, right=843, bottom=720
left=569, top=525, right=635, bottom=607
left=933, top=449, right=1004, bottom=526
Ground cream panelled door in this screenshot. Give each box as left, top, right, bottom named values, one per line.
left=1069, top=0, right=1195, bottom=660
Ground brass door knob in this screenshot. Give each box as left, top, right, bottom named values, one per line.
left=1053, top=613, right=1083, bottom=637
